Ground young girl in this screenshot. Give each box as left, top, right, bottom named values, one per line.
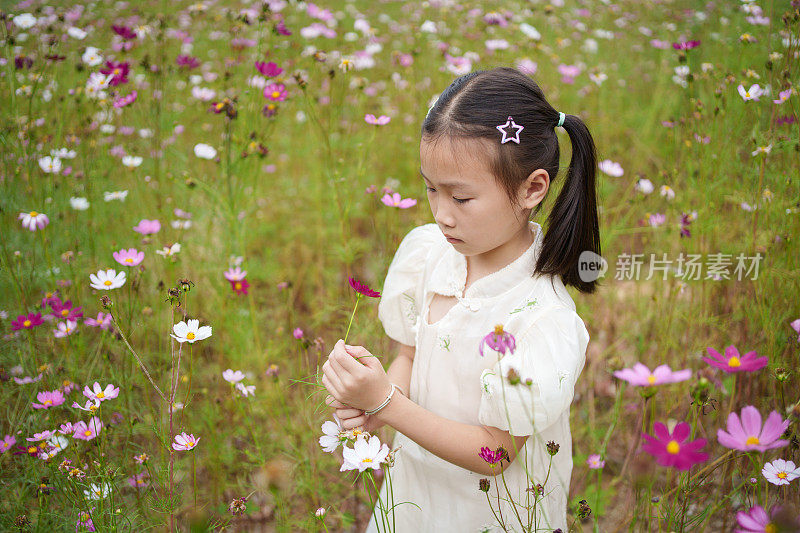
left=322, top=66, right=599, bottom=532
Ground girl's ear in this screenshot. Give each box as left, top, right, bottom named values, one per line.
left=519, top=169, right=549, bottom=209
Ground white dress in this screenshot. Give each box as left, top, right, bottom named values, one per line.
left=365, top=222, right=590, bottom=533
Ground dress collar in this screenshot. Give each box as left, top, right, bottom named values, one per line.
left=426, top=221, right=544, bottom=300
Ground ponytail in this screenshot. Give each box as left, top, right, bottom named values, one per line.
left=535, top=114, right=601, bottom=293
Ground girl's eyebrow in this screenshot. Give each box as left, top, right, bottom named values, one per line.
left=419, top=168, right=471, bottom=189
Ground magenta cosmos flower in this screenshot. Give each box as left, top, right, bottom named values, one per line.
left=11, top=312, right=44, bottom=330
left=255, top=60, right=283, bottom=77
left=703, top=346, right=768, bottom=373
left=479, top=324, right=516, bottom=357
left=263, top=83, right=287, bottom=102
left=478, top=446, right=505, bottom=465
left=381, top=192, right=417, bottom=208
left=364, top=114, right=391, bottom=125
left=717, top=405, right=791, bottom=452
left=172, top=432, right=200, bottom=451
left=50, top=299, right=83, bottom=321
left=113, top=90, right=137, bottom=108
left=99, top=60, right=130, bottom=86
left=641, top=421, right=709, bottom=471
left=672, top=40, right=700, bottom=50
left=613, top=362, right=692, bottom=386
left=229, top=278, right=249, bottom=295
left=348, top=277, right=381, bottom=298
left=132, top=219, right=161, bottom=235
left=32, top=390, right=65, bottom=409
left=176, top=55, right=200, bottom=69
left=113, top=247, right=144, bottom=267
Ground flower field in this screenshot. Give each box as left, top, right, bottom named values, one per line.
left=1, top=0, right=799, bottom=531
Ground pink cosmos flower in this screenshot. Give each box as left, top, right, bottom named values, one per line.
left=76, top=509, right=95, bottom=531
left=735, top=504, right=800, bottom=532
left=13, top=373, right=43, bottom=384
left=50, top=299, right=83, bottom=321
left=1, top=435, right=16, bottom=453
left=717, top=406, right=791, bottom=452
left=19, top=211, right=50, bottom=231
left=702, top=346, right=768, bottom=373
left=791, top=319, right=800, bottom=342
left=128, top=472, right=150, bottom=489
left=84, top=312, right=113, bottom=331
left=255, top=60, right=283, bottom=77
left=348, top=277, right=381, bottom=298
left=176, top=55, right=200, bottom=69
left=586, top=454, right=605, bottom=469
left=113, top=90, right=137, bottom=108
left=613, top=363, right=691, bottom=386
left=479, top=325, right=516, bottom=358
left=26, top=430, right=56, bottom=442
left=641, top=421, right=709, bottom=471
left=648, top=213, right=666, bottom=227
left=32, top=390, right=65, bottom=409
left=364, top=114, right=391, bottom=125
left=72, top=417, right=103, bottom=441
left=132, top=219, right=161, bottom=235
left=224, top=267, right=247, bottom=281
left=672, top=40, right=701, bottom=50
left=11, top=312, right=43, bottom=330
left=380, top=192, right=417, bottom=208
left=263, top=83, right=287, bottom=101
left=58, top=422, right=75, bottom=435
left=53, top=319, right=78, bottom=338
left=557, top=64, right=581, bottom=84
left=172, top=432, right=200, bottom=451
left=293, top=328, right=304, bottom=339
left=773, top=88, right=792, bottom=105
left=83, top=382, right=120, bottom=402
left=113, top=248, right=144, bottom=267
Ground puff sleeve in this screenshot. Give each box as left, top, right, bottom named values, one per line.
left=477, top=306, right=590, bottom=436
left=376, top=224, right=441, bottom=346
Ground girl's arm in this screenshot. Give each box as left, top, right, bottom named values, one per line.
left=373, top=391, right=529, bottom=477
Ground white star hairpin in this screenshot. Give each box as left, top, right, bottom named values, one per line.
left=496, top=116, right=524, bottom=144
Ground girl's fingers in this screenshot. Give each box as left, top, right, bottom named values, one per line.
left=325, top=395, right=347, bottom=409
left=321, top=373, right=342, bottom=401
left=322, top=360, right=345, bottom=392
left=335, top=407, right=363, bottom=419
left=340, top=414, right=368, bottom=430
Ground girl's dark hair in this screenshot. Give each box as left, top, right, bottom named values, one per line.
left=421, top=66, right=601, bottom=294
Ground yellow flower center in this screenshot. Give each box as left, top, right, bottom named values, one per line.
left=31, top=211, right=38, bottom=216
left=125, top=258, right=133, bottom=263
left=104, top=280, right=112, bottom=286
left=728, top=357, right=741, bottom=367
left=666, top=440, right=680, bottom=454
left=271, top=91, right=280, bottom=98
left=777, top=472, right=787, bottom=479
left=186, top=332, right=196, bottom=340
left=23, top=320, right=31, bottom=327
left=187, top=441, right=195, bottom=448
left=746, top=436, right=760, bottom=445
left=44, top=400, right=52, bottom=405
left=113, top=68, right=120, bottom=75
left=215, top=102, right=224, bottom=110
left=765, top=524, right=777, bottom=533
left=65, top=327, right=72, bottom=333
left=493, top=324, right=504, bottom=335
left=61, top=309, right=68, bottom=316
left=95, top=489, right=102, bottom=496
left=235, top=282, right=242, bottom=290
left=96, top=392, right=105, bottom=399
left=89, top=404, right=98, bottom=413
left=647, top=375, right=656, bottom=384
left=84, top=430, right=92, bottom=437
left=28, top=446, right=38, bottom=453
left=363, top=458, right=373, bottom=463
left=268, top=104, right=275, bottom=110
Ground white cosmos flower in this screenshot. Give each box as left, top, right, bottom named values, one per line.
left=222, top=369, right=245, bottom=383
left=170, top=319, right=212, bottom=344
left=72, top=398, right=101, bottom=412
left=70, top=197, right=90, bottom=210
left=103, top=190, right=128, bottom=202
left=659, top=185, right=675, bottom=200
left=13, top=13, right=37, bottom=29
left=340, top=435, right=390, bottom=472
left=762, top=459, right=800, bottom=486
left=194, top=143, right=217, bottom=159
left=519, top=23, right=541, bottom=40
left=236, top=383, right=255, bottom=397
left=82, top=46, right=103, bottom=66
left=51, top=148, right=76, bottom=159
left=170, top=220, right=192, bottom=229
left=155, top=243, right=181, bottom=257
left=39, top=435, right=69, bottom=460
left=598, top=159, right=624, bottom=177
left=191, top=86, right=216, bottom=101
left=18, top=211, right=49, bottom=231
left=53, top=319, right=78, bottom=338
left=634, top=178, right=654, bottom=195
left=67, top=27, right=87, bottom=39
left=38, top=156, right=62, bottom=173
left=84, top=482, right=111, bottom=500
left=319, top=420, right=342, bottom=453
left=121, top=155, right=143, bottom=168
left=89, top=268, right=126, bottom=290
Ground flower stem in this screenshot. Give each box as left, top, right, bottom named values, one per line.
left=343, top=296, right=360, bottom=345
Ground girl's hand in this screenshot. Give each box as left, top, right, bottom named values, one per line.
left=321, top=339, right=391, bottom=412
left=325, top=395, right=386, bottom=432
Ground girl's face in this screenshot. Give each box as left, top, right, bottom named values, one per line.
left=420, top=136, right=547, bottom=263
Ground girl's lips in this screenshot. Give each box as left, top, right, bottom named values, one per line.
left=446, top=237, right=462, bottom=243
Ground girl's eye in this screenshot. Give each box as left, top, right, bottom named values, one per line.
left=426, top=187, right=469, bottom=204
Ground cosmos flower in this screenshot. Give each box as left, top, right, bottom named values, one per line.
left=82, top=46, right=103, bottom=66
left=479, top=325, right=516, bottom=358
left=263, top=83, right=288, bottom=101
left=72, top=417, right=103, bottom=441
left=170, top=319, right=212, bottom=344
left=255, top=61, right=283, bottom=76
left=613, top=363, right=691, bottom=386
left=641, top=421, right=709, bottom=471
left=380, top=192, right=417, bottom=208
left=50, top=299, right=83, bottom=321
left=236, top=383, right=255, bottom=397
left=735, top=504, right=800, bottom=533
left=348, top=277, right=381, bottom=298
left=83, top=382, right=119, bottom=402
left=83, top=482, right=111, bottom=500
left=99, top=60, right=130, bottom=86
left=773, top=88, right=792, bottom=105
left=38, top=156, right=62, bottom=173
left=319, top=420, right=344, bottom=453
left=598, top=159, right=624, bottom=177
left=113, top=90, right=137, bottom=108
left=113, top=248, right=144, bottom=267
left=340, top=435, right=389, bottom=472
left=18, top=211, right=49, bottom=231
left=53, top=319, right=78, bottom=338
left=39, top=435, right=69, bottom=460
left=761, top=459, right=800, bottom=486
left=84, top=312, right=113, bottom=331
left=11, top=312, right=44, bottom=330
left=228, top=277, right=249, bottom=295
left=194, top=143, right=217, bottom=159
left=89, top=269, right=126, bottom=290
left=364, top=114, right=391, bottom=125
left=478, top=446, right=506, bottom=465
left=738, top=84, right=763, bottom=101
left=133, top=219, right=161, bottom=235
left=672, top=40, right=701, bottom=50
left=1, top=435, right=17, bottom=453
left=176, top=55, right=200, bottom=69
left=702, top=346, right=768, bottom=373
left=586, top=454, right=605, bottom=469
left=172, top=432, right=200, bottom=451
left=224, top=267, right=247, bottom=281
left=717, top=406, right=790, bottom=452
left=32, top=390, right=65, bottom=409
left=222, top=369, right=245, bottom=384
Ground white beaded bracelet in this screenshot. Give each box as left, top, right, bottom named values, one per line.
left=364, top=383, right=399, bottom=416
